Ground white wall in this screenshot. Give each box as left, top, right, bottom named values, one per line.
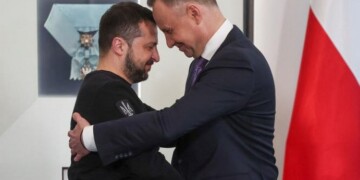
left=0, top=98, right=75, bottom=179
left=0, top=0, right=73, bottom=179
left=0, top=0, right=38, bottom=136
left=0, top=0, right=310, bottom=179
left=254, top=1, right=309, bottom=179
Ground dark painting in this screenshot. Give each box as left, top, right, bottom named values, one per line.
left=37, top=0, right=136, bottom=96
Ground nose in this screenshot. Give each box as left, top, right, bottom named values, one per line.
left=165, top=34, right=175, bottom=48
left=152, top=47, right=160, bottom=62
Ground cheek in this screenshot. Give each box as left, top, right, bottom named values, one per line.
left=140, top=51, right=151, bottom=60
left=179, top=31, right=195, bottom=46
left=139, top=54, right=152, bottom=66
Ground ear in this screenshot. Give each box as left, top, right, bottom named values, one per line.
left=185, top=4, right=202, bottom=24
left=111, top=37, right=128, bottom=56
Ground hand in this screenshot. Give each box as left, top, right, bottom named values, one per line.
left=68, top=112, right=90, bottom=161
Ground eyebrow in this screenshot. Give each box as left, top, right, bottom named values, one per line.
left=160, top=26, right=172, bottom=33
left=145, top=41, right=158, bottom=46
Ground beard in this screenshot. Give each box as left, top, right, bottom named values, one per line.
left=124, top=49, right=149, bottom=83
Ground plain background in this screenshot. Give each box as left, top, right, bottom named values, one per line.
left=0, top=0, right=308, bottom=179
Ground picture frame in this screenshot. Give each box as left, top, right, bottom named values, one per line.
left=62, top=167, right=69, bottom=180
left=243, top=0, right=254, bottom=42
left=37, top=0, right=137, bottom=96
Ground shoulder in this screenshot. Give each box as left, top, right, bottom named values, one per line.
left=84, top=70, right=122, bottom=85
left=76, top=70, right=134, bottom=105
left=208, top=27, right=267, bottom=71
left=82, top=70, right=130, bottom=90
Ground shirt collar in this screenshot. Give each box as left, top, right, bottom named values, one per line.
left=201, top=19, right=233, bottom=60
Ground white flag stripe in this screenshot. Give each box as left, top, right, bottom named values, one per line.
left=311, top=0, right=360, bottom=85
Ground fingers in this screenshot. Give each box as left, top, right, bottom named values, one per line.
left=72, top=112, right=81, bottom=120
left=71, top=148, right=76, bottom=155
left=68, top=129, right=79, bottom=141
left=68, top=129, right=74, bottom=138
left=68, top=126, right=90, bottom=161
left=69, top=112, right=90, bottom=161
left=74, top=154, right=84, bottom=162
left=72, top=147, right=90, bottom=161
left=68, top=130, right=74, bottom=149
left=72, top=112, right=83, bottom=124
left=72, top=112, right=90, bottom=127
left=69, top=137, right=76, bottom=148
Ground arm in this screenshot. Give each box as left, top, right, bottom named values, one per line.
left=142, top=103, right=177, bottom=148
left=123, top=148, right=183, bottom=179
left=70, top=114, right=183, bottom=179
left=94, top=65, right=255, bottom=165
left=68, top=80, right=139, bottom=161
left=69, top=79, right=146, bottom=161
left=69, top=113, right=91, bottom=161
left=72, top=79, right=184, bottom=178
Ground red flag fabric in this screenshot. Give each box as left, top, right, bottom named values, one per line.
left=284, top=1, right=360, bottom=180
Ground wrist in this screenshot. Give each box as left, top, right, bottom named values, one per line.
left=82, top=125, right=98, bottom=152
left=80, top=128, right=87, bottom=150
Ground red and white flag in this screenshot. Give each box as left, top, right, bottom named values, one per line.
left=284, top=0, right=360, bottom=179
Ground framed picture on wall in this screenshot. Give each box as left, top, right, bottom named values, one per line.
left=243, top=0, right=254, bottom=42
left=62, top=167, right=69, bottom=180
left=37, top=0, right=137, bottom=96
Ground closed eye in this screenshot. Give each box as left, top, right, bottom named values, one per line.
left=145, top=42, right=157, bottom=50
left=162, top=28, right=173, bottom=35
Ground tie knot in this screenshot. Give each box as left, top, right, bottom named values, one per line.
left=193, top=57, right=208, bottom=70
left=187, top=57, right=208, bottom=88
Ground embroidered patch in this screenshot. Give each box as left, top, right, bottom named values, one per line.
left=116, top=100, right=135, bottom=117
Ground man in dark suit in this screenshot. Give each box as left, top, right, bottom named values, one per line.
left=68, top=2, right=182, bottom=179
left=69, top=0, right=278, bottom=179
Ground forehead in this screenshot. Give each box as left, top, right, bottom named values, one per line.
left=152, top=1, right=181, bottom=28
left=133, top=21, right=158, bottom=44
left=141, top=21, right=157, bottom=37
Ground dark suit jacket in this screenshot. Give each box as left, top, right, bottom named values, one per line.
left=94, top=26, right=278, bottom=180
left=68, top=71, right=182, bottom=180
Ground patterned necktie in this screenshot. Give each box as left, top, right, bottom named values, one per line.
left=185, top=57, right=209, bottom=93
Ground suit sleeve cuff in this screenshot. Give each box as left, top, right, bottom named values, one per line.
left=82, top=125, right=98, bottom=152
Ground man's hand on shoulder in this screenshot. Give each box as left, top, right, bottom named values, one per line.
left=68, top=112, right=90, bottom=161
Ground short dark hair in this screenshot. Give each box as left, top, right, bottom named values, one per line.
left=98, top=2, right=155, bottom=55
left=147, top=0, right=217, bottom=7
